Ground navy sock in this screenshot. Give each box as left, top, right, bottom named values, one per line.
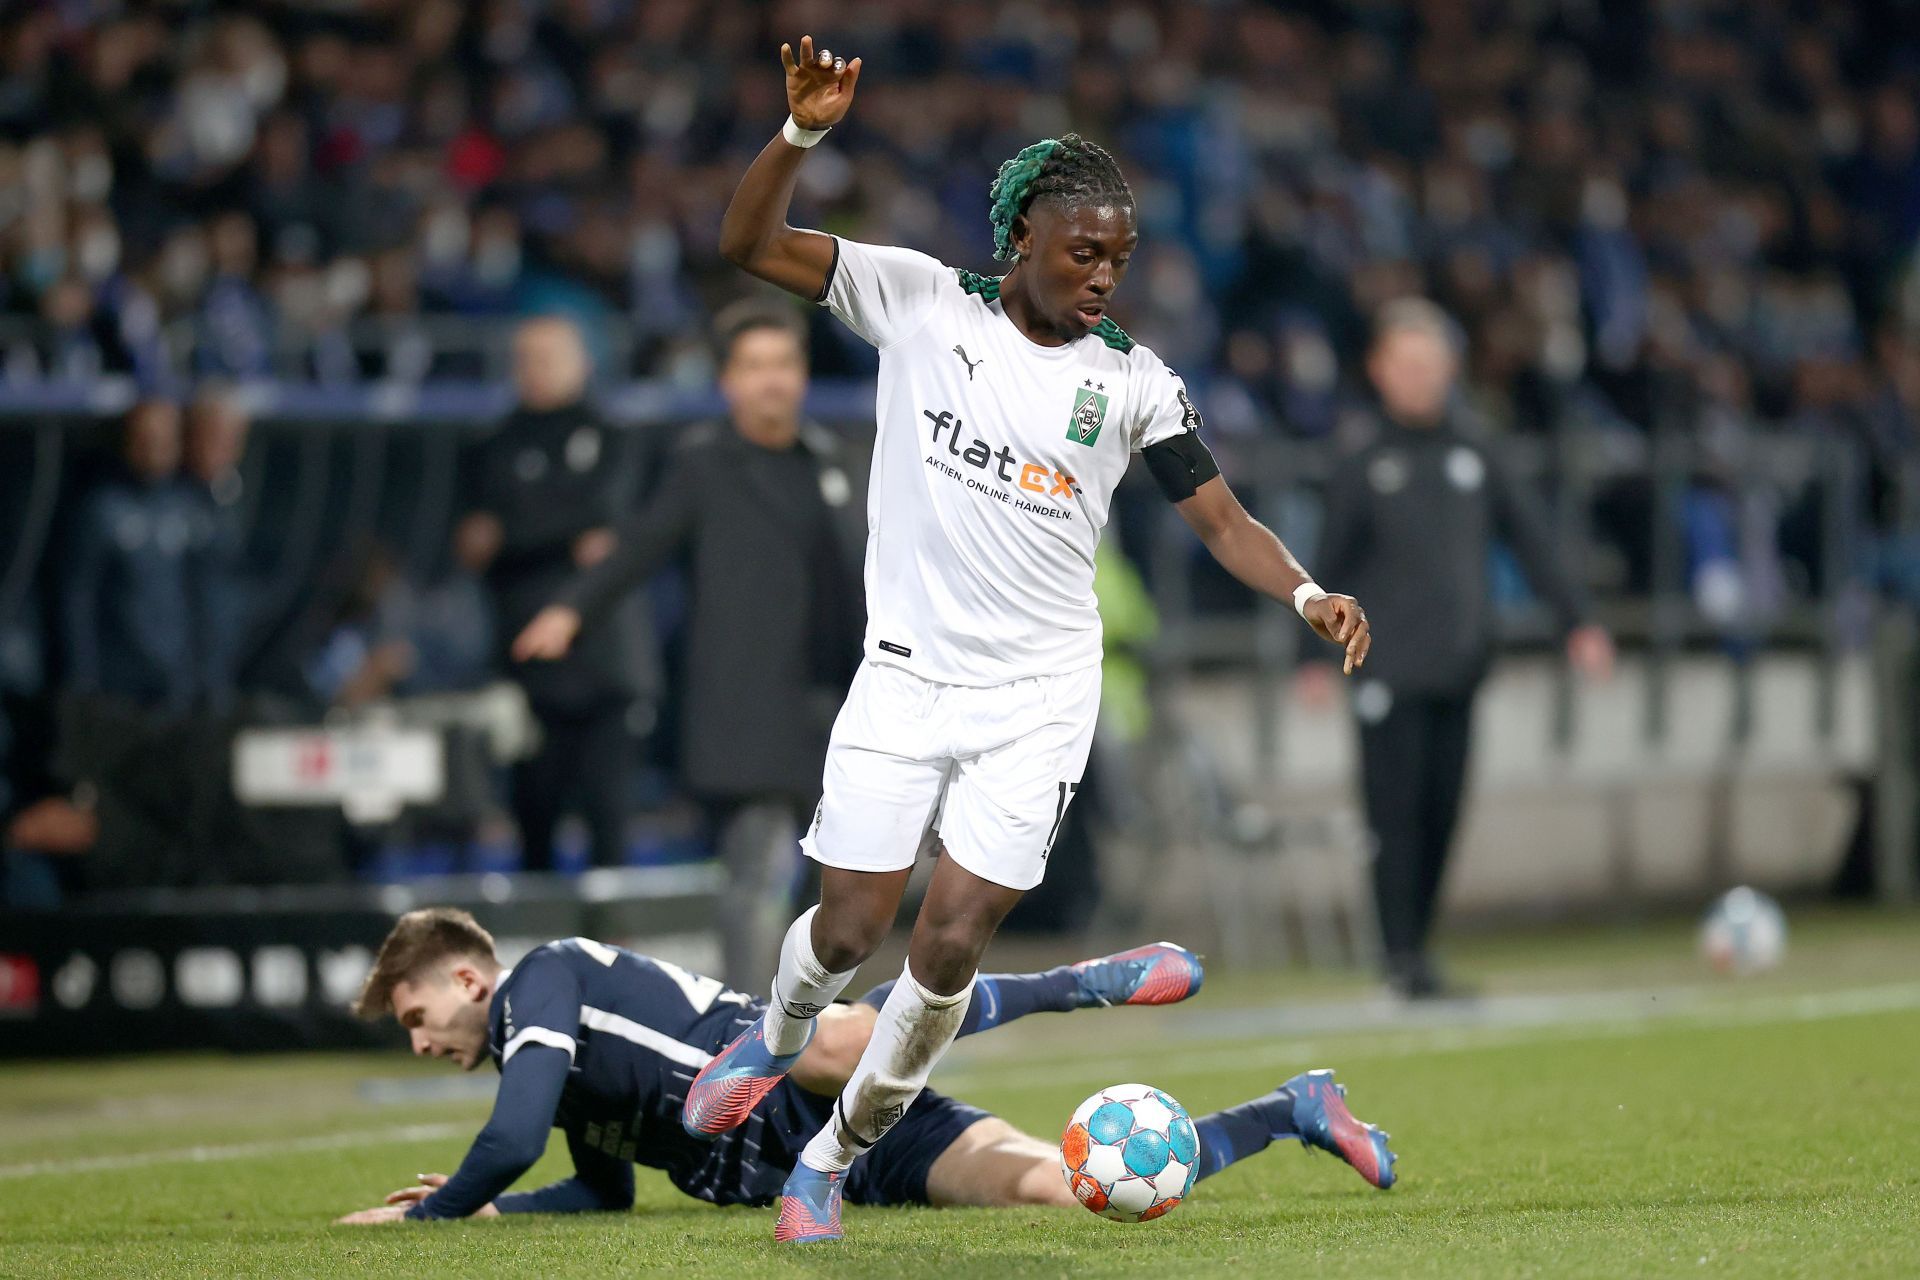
left=857, top=966, right=1081, bottom=1038
left=1194, top=1090, right=1297, bottom=1181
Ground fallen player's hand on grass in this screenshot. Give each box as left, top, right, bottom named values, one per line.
left=334, top=1173, right=499, bottom=1223
left=335, top=1204, right=411, bottom=1225
left=385, top=1172, right=500, bottom=1217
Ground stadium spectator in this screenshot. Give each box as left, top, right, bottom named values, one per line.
left=455, top=315, right=652, bottom=871
left=513, top=302, right=866, bottom=988
left=301, top=541, right=492, bottom=709
left=0, top=0, right=1912, bottom=457
left=60, top=399, right=217, bottom=712
left=1314, top=299, right=1614, bottom=1000
left=183, top=385, right=253, bottom=704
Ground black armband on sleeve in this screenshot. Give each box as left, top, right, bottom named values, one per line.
left=814, top=236, right=841, bottom=304
left=1141, top=431, right=1221, bottom=503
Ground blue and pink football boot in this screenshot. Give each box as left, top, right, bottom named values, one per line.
left=1286, top=1068, right=1397, bottom=1189
left=680, top=1013, right=813, bottom=1139
left=774, top=1162, right=845, bottom=1244
left=1070, top=941, right=1205, bottom=1008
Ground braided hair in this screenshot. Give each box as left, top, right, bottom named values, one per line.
left=987, top=133, right=1134, bottom=262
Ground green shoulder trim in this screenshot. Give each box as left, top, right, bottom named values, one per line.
left=1092, top=317, right=1135, bottom=353
left=955, top=269, right=1003, bottom=300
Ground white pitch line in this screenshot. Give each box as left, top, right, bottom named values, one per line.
left=9, top=983, right=1917, bottom=1181
left=938, top=980, right=1920, bottom=1093
left=0, top=1122, right=469, bottom=1181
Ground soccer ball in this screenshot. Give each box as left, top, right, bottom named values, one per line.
left=1060, top=1083, right=1199, bottom=1222
left=1699, top=886, right=1787, bottom=976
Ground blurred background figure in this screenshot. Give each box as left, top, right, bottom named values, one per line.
left=301, top=541, right=492, bottom=710
left=514, top=302, right=865, bottom=988
left=0, top=0, right=1910, bottom=1066
left=454, top=315, right=653, bottom=871
left=60, top=398, right=214, bottom=713
left=1315, top=300, right=1615, bottom=999
left=183, top=385, right=253, bottom=707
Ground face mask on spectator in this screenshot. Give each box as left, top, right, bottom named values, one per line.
left=422, top=206, right=470, bottom=269
left=18, top=247, right=66, bottom=294
left=474, top=237, right=520, bottom=285
left=77, top=224, right=121, bottom=281
left=69, top=151, right=113, bottom=203
left=161, top=236, right=210, bottom=303
left=629, top=221, right=678, bottom=275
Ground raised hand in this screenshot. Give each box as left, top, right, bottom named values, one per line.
left=781, top=34, right=861, bottom=129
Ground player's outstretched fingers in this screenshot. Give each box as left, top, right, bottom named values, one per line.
left=383, top=1172, right=447, bottom=1205
left=1347, top=619, right=1371, bottom=673
left=781, top=42, right=798, bottom=73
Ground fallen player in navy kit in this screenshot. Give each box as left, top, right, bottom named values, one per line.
left=334, top=908, right=1395, bottom=1224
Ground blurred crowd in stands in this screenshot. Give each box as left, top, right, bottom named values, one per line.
left=2, top=0, right=1920, bottom=902
left=0, top=0, right=1915, bottom=423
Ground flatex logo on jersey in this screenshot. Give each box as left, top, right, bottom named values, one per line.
left=923, top=409, right=1081, bottom=520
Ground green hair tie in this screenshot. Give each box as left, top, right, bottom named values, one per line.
left=988, top=137, right=1061, bottom=262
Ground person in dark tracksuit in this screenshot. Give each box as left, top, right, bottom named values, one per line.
left=513, top=304, right=865, bottom=989
left=183, top=386, right=253, bottom=707
left=455, top=316, right=655, bottom=871
left=63, top=399, right=208, bottom=712
left=1315, top=299, right=1614, bottom=999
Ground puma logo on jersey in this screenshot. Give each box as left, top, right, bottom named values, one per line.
left=952, top=345, right=984, bottom=381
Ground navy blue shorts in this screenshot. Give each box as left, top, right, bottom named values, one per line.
left=670, top=1083, right=991, bottom=1208
left=841, top=1087, right=993, bottom=1207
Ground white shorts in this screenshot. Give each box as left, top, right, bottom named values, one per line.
left=801, top=660, right=1102, bottom=891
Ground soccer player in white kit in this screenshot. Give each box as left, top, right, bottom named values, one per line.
left=680, top=37, right=1373, bottom=1243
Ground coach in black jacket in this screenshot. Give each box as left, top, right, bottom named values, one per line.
left=515, top=303, right=865, bottom=987
left=455, top=316, right=655, bottom=871
left=1316, top=299, right=1613, bottom=999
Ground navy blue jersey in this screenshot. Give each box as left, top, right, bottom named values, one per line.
left=406, top=939, right=989, bottom=1219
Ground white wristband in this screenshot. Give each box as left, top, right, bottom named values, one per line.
left=1291, top=582, right=1326, bottom=618
left=782, top=116, right=830, bottom=148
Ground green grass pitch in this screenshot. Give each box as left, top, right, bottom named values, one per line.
left=3, top=909, right=1918, bottom=1278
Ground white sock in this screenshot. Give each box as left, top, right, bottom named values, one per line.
left=764, top=906, right=856, bottom=1057
left=799, top=963, right=973, bottom=1173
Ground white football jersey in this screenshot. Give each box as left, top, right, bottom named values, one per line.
left=820, top=237, right=1203, bottom=687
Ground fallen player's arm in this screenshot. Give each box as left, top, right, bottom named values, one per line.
left=492, top=1131, right=634, bottom=1214
left=390, top=1042, right=574, bottom=1220
left=338, top=1129, right=632, bottom=1223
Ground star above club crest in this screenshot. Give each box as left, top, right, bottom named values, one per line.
left=1083, top=378, right=1093, bottom=388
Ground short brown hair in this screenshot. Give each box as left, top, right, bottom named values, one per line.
left=712, top=297, right=808, bottom=367
left=353, top=907, right=498, bottom=1019
left=1371, top=296, right=1464, bottom=354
